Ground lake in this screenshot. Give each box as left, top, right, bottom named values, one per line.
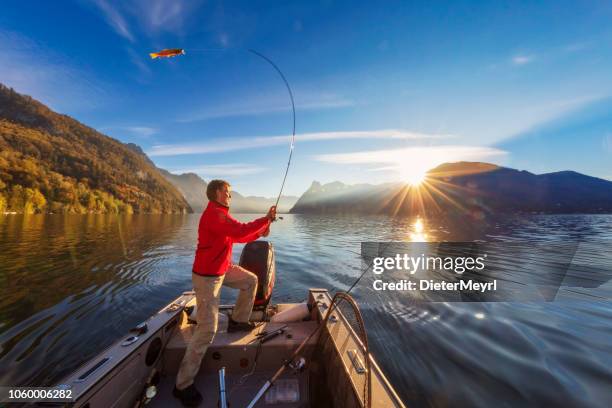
left=0, top=213, right=611, bottom=407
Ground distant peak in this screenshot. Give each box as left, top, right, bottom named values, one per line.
left=427, top=161, right=501, bottom=178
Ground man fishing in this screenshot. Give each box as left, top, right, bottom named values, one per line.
left=174, top=179, right=276, bottom=406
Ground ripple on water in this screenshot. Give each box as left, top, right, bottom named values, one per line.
left=0, top=213, right=611, bottom=407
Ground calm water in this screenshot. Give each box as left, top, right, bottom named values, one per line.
left=0, top=213, right=611, bottom=407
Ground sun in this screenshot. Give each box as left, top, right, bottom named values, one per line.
left=397, top=162, right=427, bottom=186
left=400, top=167, right=426, bottom=186
left=406, top=171, right=425, bottom=186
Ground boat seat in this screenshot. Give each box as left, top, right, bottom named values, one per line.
left=275, top=303, right=299, bottom=313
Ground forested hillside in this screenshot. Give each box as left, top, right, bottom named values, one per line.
left=0, top=84, right=191, bottom=214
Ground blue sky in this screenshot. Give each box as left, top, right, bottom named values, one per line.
left=1, top=0, right=611, bottom=196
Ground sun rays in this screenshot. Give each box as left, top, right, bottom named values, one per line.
left=377, top=163, right=497, bottom=221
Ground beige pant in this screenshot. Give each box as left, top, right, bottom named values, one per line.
left=175, top=264, right=258, bottom=390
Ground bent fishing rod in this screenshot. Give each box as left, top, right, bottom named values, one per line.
left=246, top=49, right=296, bottom=210
left=164, top=47, right=296, bottom=213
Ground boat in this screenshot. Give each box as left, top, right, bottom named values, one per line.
left=54, top=243, right=406, bottom=407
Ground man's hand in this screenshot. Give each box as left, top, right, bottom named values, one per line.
left=266, top=205, right=277, bottom=221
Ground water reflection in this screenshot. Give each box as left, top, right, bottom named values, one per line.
left=409, top=217, right=428, bottom=242
left=0, top=214, right=194, bottom=386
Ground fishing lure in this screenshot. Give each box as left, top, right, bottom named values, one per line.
left=149, top=49, right=186, bottom=59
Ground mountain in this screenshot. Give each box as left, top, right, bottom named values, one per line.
left=0, top=84, right=191, bottom=214
left=159, top=170, right=298, bottom=213
left=289, top=180, right=402, bottom=214
left=290, top=162, right=612, bottom=216
left=158, top=169, right=208, bottom=211
left=230, top=193, right=299, bottom=214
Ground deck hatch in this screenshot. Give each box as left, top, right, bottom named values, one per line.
left=264, top=378, right=299, bottom=404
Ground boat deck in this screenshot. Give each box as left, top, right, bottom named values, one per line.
left=150, top=316, right=319, bottom=407
left=55, top=290, right=406, bottom=408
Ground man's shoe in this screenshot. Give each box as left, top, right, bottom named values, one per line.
left=228, top=318, right=257, bottom=332
left=173, top=384, right=203, bottom=407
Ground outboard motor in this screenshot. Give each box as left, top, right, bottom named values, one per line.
left=239, top=241, right=276, bottom=310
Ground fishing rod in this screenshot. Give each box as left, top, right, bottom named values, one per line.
left=345, top=244, right=391, bottom=295
left=246, top=49, right=296, bottom=210
left=155, top=47, right=296, bottom=213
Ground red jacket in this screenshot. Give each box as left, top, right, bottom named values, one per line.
left=193, top=201, right=271, bottom=276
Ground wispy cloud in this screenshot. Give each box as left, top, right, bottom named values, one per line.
left=148, top=129, right=452, bottom=157
left=137, top=0, right=185, bottom=34
left=563, top=42, right=590, bottom=53
left=170, top=164, right=265, bottom=176
left=126, top=126, right=157, bottom=137
left=91, top=0, right=135, bottom=42
left=88, top=0, right=203, bottom=41
left=126, top=47, right=152, bottom=79
left=86, top=0, right=203, bottom=80
left=314, top=145, right=507, bottom=176
left=497, top=93, right=605, bottom=142
left=101, top=125, right=158, bottom=137
left=0, top=29, right=107, bottom=111
left=512, top=55, right=534, bottom=66
left=177, top=92, right=355, bottom=122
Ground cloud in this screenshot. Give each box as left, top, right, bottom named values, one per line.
left=314, top=145, right=508, bottom=176
left=0, top=29, right=107, bottom=111
left=512, top=55, right=534, bottom=66
left=496, top=93, right=605, bottom=142
left=563, top=42, right=590, bottom=53
left=91, top=0, right=135, bottom=42
left=101, top=126, right=158, bottom=137
left=137, top=0, right=186, bottom=34
left=177, top=91, right=355, bottom=122
left=86, top=1, right=203, bottom=78
left=170, top=164, right=265, bottom=176
left=148, top=129, right=452, bottom=157
left=88, top=0, right=204, bottom=41
left=98, top=126, right=159, bottom=138
left=125, top=126, right=157, bottom=137
left=126, top=47, right=152, bottom=79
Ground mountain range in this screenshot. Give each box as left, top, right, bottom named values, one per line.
left=290, top=162, right=612, bottom=216
left=2, top=83, right=611, bottom=217
left=0, top=83, right=295, bottom=214
left=159, top=169, right=298, bottom=213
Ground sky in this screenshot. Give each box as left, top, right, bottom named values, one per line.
left=1, top=0, right=611, bottom=196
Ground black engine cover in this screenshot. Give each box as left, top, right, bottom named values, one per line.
left=239, top=241, right=276, bottom=309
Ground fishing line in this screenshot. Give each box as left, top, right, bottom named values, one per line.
left=345, top=242, right=394, bottom=295
left=188, top=48, right=296, bottom=211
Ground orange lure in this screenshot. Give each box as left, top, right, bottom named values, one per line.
left=149, top=48, right=186, bottom=59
